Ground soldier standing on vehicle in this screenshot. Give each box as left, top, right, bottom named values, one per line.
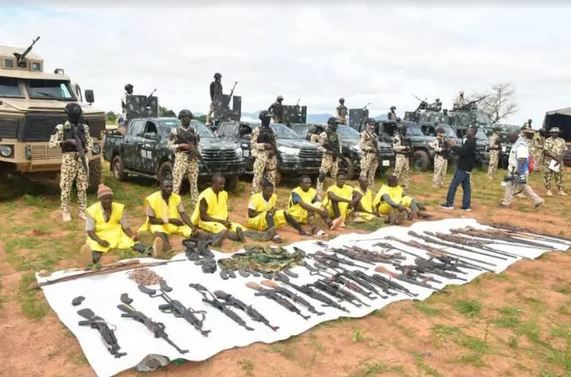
left=316, top=117, right=342, bottom=196
left=359, top=118, right=379, bottom=191
left=168, top=109, right=201, bottom=204
left=268, top=95, right=284, bottom=123
left=336, top=98, right=348, bottom=125
left=49, top=103, right=94, bottom=222
left=388, top=106, right=397, bottom=121
left=543, top=127, right=568, bottom=196
left=430, top=126, right=449, bottom=188
left=119, top=83, right=134, bottom=129
left=251, top=111, right=278, bottom=193
left=206, top=72, right=223, bottom=125
left=487, top=126, right=502, bottom=179
left=454, top=91, right=465, bottom=109
left=392, top=120, right=411, bottom=191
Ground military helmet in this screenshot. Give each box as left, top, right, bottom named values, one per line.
left=65, top=102, right=82, bottom=115
left=365, top=118, right=376, bottom=125
left=549, top=127, right=561, bottom=134
left=390, top=106, right=396, bottom=111
left=178, top=109, right=194, bottom=120
left=436, top=126, right=445, bottom=134
left=277, top=95, right=284, bottom=101
left=214, top=72, right=222, bottom=79
left=493, top=126, right=501, bottom=132
left=459, top=91, right=464, bottom=95
left=520, top=124, right=534, bottom=134
left=327, top=117, right=339, bottom=126
left=339, top=97, right=345, bottom=102
left=124, top=83, right=133, bottom=91
left=259, top=110, right=273, bottom=121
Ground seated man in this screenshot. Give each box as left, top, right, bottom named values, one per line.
left=323, top=173, right=356, bottom=229
left=247, top=179, right=306, bottom=241
left=287, top=175, right=332, bottom=235
left=139, top=179, right=197, bottom=253
left=373, top=175, right=429, bottom=224
left=191, top=174, right=246, bottom=245
left=80, top=184, right=151, bottom=265
left=352, top=176, right=379, bottom=222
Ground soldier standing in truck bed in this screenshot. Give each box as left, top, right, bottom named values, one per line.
left=487, top=126, right=502, bottom=179
left=49, top=103, right=94, bottom=222
left=454, top=91, right=465, bottom=109
left=251, top=111, right=278, bottom=193
left=316, top=117, right=342, bottom=196
left=119, top=83, right=133, bottom=129
left=168, top=109, right=201, bottom=204
left=359, top=118, right=379, bottom=191
left=388, top=106, right=397, bottom=121
left=336, top=98, right=348, bottom=125
left=392, top=120, right=411, bottom=191
left=268, top=95, right=284, bottom=123
left=206, top=72, right=222, bottom=125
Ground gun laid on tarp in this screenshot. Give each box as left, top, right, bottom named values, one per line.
left=246, top=282, right=310, bottom=320
left=261, top=280, right=325, bottom=315
left=375, top=266, right=438, bottom=291
left=117, top=295, right=188, bottom=354
left=483, top=223, right=571, bottom=244
left=463, top=226, right=567, bottom=248
left=426, top=231, right=522, bottom=259
left=78, top=308, right=126, bottom=358
left=213, top=290, right=279, bottom=331
left=138, top=281, right=211, bottom=337
left=312, top=279, right=370, bottom=308
left=189, top=283, right=254, bottom=331
left=450, top=227, right=546, bottom=249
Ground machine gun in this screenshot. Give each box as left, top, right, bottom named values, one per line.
left=461, top=95, right=487, bottom=110
left=14, top=36, right=40, bottom=67
left=213, top=290, right=279, bottom=331
left=78, top=308, right=126, bottom=358
left=117, top=295, right=188, bottom=354
left=412, top=94, right=428, bottom=111
left=144, top=89, right=157, bottom=107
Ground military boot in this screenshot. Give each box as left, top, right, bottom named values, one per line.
left=545, top=190, right=553, bottom=197
left=558, top=190, right=568, bottom=196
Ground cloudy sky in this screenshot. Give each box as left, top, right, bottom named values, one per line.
left=1, top=1, right=570, bottom=126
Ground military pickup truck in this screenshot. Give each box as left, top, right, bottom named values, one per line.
left=103, top=118, right=246, bottom=190
left=217, top=120, right=322, bottom=183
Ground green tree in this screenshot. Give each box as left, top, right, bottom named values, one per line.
left=159, top=106, right=176, bottom=117
left=106, top=111, right=117, bottom=123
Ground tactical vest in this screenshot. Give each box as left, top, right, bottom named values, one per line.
left=62, top=124, right=87, bottom=153
left=175, top=126, right=200, bottom=159
left=257, top=126, right=275, bottom=144
left=337, top=105, right=348, bottom=116
left=324, top=130, right=340, bottom=154
left=435, top=137, right=447, bottom=156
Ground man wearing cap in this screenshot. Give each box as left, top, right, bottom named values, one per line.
left=80, top=184, right=153, bottom=265
left=487, top=126, right=502, bottom=179
left=251, top=111, right=278, bottom=193
left=49, top=102, right=94, bottom=222
left=268, top=96, right=284, bottom=123
left=429, top=126, right=449, bottom=188
left=316, top=117, right=342, bottom=195
left=206, top=73, right=223, bottom=125
left=168, top=109, right=201, bottom=204
left=543, top=127, right=568, bottom=196
left=336, top=98, right=348, bottom=125
left=359, top=118, right=379, bottom=190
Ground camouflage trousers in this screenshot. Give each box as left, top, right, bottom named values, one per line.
left=252, top=152, right=277, bottom=193
left=432, top=155, right=448, bottom=188
left=543, top=162, right=564, bottom=191
left=172, top=152, right=199, bottom=204
left=488, top=150, right=500, bottom=177
left=317, top=154, right=339, bottom=194
left=533, top=150, right=544, bottom=172
left=360, top=152, right=378, bottom=191
left=393, top=154, right=410, bottom=190
left=60, top=152, right=88, bottom=216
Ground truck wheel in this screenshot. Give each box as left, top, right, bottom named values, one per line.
left=87, top=158, right=102, bottom=193
left=339, top=157, right=356, bottom=179
left=112, top=155, right=128, bottom=181
left=225, top=175, right=239, bottom=192
left=413, top=150, right=430, bottom=171
left=157, top=161, right=173, bottom=183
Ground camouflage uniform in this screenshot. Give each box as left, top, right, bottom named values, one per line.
left=392, top=134, right=410, bottom=191
left=316, top=130, right=341, bottom=194
left=530, top=132, right=545, bottom=171
left=336, top=104, right=348, bottom=125
left=168, top=126, right=200, bottom=203
left=487, top=131, right=501, bottom=178
left=359, top=129, right=379, bottom=190
left=429, top=136, right=448, bottom=187
left=206, top=80, right=223, bottom=124
left=543, top=136, right=568, bottom=192
left=251, top=126, right=278, bottom=193
left=49, top=121, right=93, bottom=217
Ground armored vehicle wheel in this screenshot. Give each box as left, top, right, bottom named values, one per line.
left=225, top=175, right=239, bottom=192
left=339, top=157, right=355, bottom=179
left=413, top=150, right=430, bottom=172
left=112, top=155, right=128, bottom=181
left=157, top=161, right=173, bottom=183
left=87, top=158, right=102, bottom=193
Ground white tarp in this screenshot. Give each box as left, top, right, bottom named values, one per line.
left=36, top=218, right=570, bottom=377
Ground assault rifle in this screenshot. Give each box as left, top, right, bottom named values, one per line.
left=312, top=279, right=370, bottom=307
left=246, top=282, right=310, bottom=320
left=310, top=250, right=370, bottom=270
left=72, top=123, right=89, bottom=174
left=450, top=228, right=544, bottom=249
left=117, top=295, right=188, bottom=354
left=78, top=308, right=126, bottom=358
left=375, top=266, right=437, bottom=291
left=478, top=224, right=571, bottom=246
left=426, top=231, right=521, bottom=259
left=261, top=280, right=325, bottom=315
left=213, top=290, right=279, bottom=331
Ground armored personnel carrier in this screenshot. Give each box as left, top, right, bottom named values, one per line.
left=0, top=37, right=105, bottom=190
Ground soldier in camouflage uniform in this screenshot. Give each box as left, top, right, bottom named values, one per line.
left=49, top=103, right=94, bottom=222
left=251, top=111, right=278, bottom=193
left=429, top=126, right=449, bottom=188
left=392, top=120, right=411, bottom=191
left=168, top=109, right=201, bottom=204
left=268, top=95, right=284, bottom=124
left=336, top=98, right=348, bottom=125
left=487, top=126, right=502, bottom=179
left=531, top=129, right=546, bottom=172
left=543, top=127, right=568, bottom=196
left=358, top=118, right=379, bottom=190
left=206, top=72, right=222, bottom=125
left=316, top=117, right=342, bottom=195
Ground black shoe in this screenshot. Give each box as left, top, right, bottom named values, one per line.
left=440, top=203, right=454, bottom=210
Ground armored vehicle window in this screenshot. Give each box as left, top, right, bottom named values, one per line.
left=336, top=125, right=359, bottom=140
left=27, top=79, right=76, bottom=100
left=405, top=123, right=423, bottom=136
left=128, top=120, right=144, bottom=137
left=3, top=58, right=14, bottom=69
left=218, top=122, right=235, bottom=138
left=0, top=77, right=23, bottom=98
left=441, top=125, right=458, bottom=138
left=144, top=121, right=158, bottom=134
left=270, top=123, right=301, bottom=139
left=238, top=124, right=252, bottom=138
left=31, top=62, right=41, bottom=72
left=158, top=119, right=215, bottom=139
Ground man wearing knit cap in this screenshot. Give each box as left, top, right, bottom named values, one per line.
left=80, top=184, right=151, bottom=265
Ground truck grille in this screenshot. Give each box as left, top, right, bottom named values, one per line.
left=20, top=113, right=105, bottom=142
left=0, top=118, right=19, bottom=138
left=30, top=145, right=62, bottom=161
left=379, top=146, right=392, bottom=154
left=201, top=148, right=237, bottom=161
left=299, top=147, right=321, bottom=159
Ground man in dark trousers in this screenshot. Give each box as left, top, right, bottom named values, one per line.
left=441, top=126, right=477, bottom=211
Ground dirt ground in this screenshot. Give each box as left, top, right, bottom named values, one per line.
left=0, top=167, right=570, bottom=377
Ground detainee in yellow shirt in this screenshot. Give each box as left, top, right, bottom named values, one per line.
left=373, top=175, right=430, bottom=220
left=352, top=176, right=380, bottom=222
left=287, top=175, right=332, bottom=235
left=323, top=173, right=359, bottom=230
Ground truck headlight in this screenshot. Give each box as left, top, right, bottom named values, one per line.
left=278, top=146, right=300, bottom=156
left=0, top=145, right=13, bottom=158
left=91, top=143, right=101, bottom=155
left=235, top=147, right=243, bottom=156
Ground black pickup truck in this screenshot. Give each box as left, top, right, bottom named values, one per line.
left=103, top=117, right=246, bottom=190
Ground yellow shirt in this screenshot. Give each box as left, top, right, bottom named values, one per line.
left=191, top=187, right=229, bottom=226
left=354, top=186, right=373, bottom=213
left=248, top=192, right=277, bottom=215
left=139, top=191, right=184, bottom=232
left=87, top=202, right=134, bottom=252
left=373, top=184, right=404, bottom=208
left=287, top=186, right=318, bottom=223
left=323, top=184, right=353, bottom=206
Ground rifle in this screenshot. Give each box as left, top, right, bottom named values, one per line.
left=375, top=266, right=437, bottom=290
left=459, top=226, right=558, bottom=249
left=482, top=223, right=571, bottom=245
left=296, top=98, right=300, bottom=107
left=362, top=102, right=371, bottom=110
left=78, top=308, right=126, bottom=358
left=246, top=282, right=310, bottom=319
left=72, top=123, right=89, bottom=175
left=310, top=250, right=370, bottom=270
left=213, top=290, right=279, bottom=331
left=138, top=281, right=211, bottom=337
left=14, top=36, right=40, bottom=66
left=189, top=283, right=254, bottom=331
left=261, top=280, right=325, bottom=315
left=426, top=231, right=521, bottom=259
left=312, top=279, right=370, bottom=307
left=144, top=89, right=157, bottom=106
left=117, top=296, right=188, bottom=354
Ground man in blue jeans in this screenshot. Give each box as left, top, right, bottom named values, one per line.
left=441, top=126, right=477, bottom=211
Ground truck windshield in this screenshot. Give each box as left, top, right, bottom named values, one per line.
left=27, top=80, right=76, bottom=100
left=271, top=124, right=301, bottom=139
left=0, top=77, right=23, bottom=98
left=405, top=123, right=423, bottom=136
left=337, top=125, right=359, bottom=140
left=441, top=125, right=458, bottom=138
left=158, top=119, right=215, bottom=138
